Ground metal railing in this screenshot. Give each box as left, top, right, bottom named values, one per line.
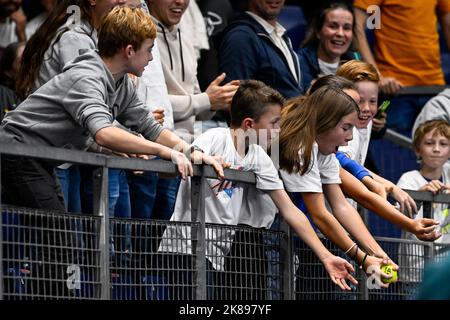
left=1, top=142, right=450, bottom=300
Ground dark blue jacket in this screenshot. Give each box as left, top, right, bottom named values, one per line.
left=298, top=45, right=359, bottom=92
left=217, top=13, right=304, bottom=99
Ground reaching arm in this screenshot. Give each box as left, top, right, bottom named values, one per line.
left=94, top=126, right=193, bottom=179
left=340, top=168, right=440, bottom=241
left=369, top=170, right=418, bottom=216
left=301, top=191, right=394, bottom=284
left=322, top=183, right=387, bottom=258
left=269, top=189, right=357, bottom=290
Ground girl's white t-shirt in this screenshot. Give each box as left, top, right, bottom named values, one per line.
left=280, top=143, right=341, bottom=193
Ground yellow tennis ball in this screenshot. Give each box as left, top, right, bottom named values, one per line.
left=380, top=264, right=398, bottom=284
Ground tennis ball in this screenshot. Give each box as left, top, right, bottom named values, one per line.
left=380, top=264, right=398, bottom=284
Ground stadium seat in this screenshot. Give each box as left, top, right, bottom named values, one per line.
left=278, top=5, right=307, bottom=51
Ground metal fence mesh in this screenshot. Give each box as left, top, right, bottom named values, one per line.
left=293, top=235, right=363, bottom=300
left=110, top=218, right=198, bottom=300
left=205, top=224, right=284, bottom=300
left=3, top=207, right=450, bottom=300
left=2, top=205, right=101, bottom=300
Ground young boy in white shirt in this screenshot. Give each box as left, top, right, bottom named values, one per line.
left=397, top=120, right=450, bottom=283
left=159, top=80, right=358, bottom=299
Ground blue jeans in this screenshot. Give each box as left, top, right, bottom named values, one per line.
left=80, top=167, right=131, bottom=265
left=127, top=171, right=180, bottom=263
left=80, top=168, right=130, bottom=218
left=55, top=166, right=81, bottom=213
left=127, top=171, right=180, bottom=220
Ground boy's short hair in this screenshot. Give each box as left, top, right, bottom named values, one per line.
left=98, top=6, right=156, bottom=58
left=336, top=60, right=380, bottom=83
left=230, top=80, right=285, bottom=127
left=413, top=120, right=450, bottom=150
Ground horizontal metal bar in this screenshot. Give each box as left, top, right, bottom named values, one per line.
left=384, top=129, right=412, bottom=149
left=432, top=192, right=450, bottom=204
left=0, top=141, right=257, bottom=184
left=373, top=236, right=442, bottom=246
left=203, top=165, right=256, bottom=184
left=405, top=189, right=450, bottom=204
left=404, top=189, right=434, bottom=202
left=398, top=85, right=447, bottom=96
left=106, top=156, right=178, bottom=174
left=0, top=142, right=106, bottom=166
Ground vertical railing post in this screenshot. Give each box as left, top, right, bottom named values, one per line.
left=279, top=217, right=293, bottom=300
left=357, top=206, right=369, bottom=300
left=0, top=152, right=3, bottom=300
left=92, top=166, right=110, bottom=300
left=422, top=199, right=433, bottom=262
left=191, top=169, right=207, bottom=300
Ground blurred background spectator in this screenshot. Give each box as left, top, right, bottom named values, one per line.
left=0, top=41, right=24, bottom=119
left=0, top=0, right=26, bottom=48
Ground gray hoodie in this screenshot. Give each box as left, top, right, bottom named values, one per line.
left=34, top=18, right=98, bottom=92
left=1, top=50, right=163, bottom=150
left=412, top=88, right=450, bottom=136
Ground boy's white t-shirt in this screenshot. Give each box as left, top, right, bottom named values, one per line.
left=280, top=143, right=341, bottom=193
left=158, top=128, right=284, bottom=270
left=397, top=162, right=450, bottom=281
left=339, top=122, right=372, bottom=165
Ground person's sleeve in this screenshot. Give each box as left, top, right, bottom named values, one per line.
left=335, top=151, right=372, bottom=181
left=279, top=148, right=322, bottom=193
left=190, top=129, right=219, bottom=156
left=170, top=92, right=212, bottom=122
left=62, top=77, right=115, bottom=136
left=353, top=0, right=383, bottom=11
left=116, top=78, right=164, bottom=141
left=412, top=92, right=450, bottom=136
left=218, top=26, right=260, bottom=83
left=58, top=32, right=96, bottom=68
left=136, top=39, right=174, bottom=131
left=318, top=153, right=341, bottom=184
left=251, top=146, right=284, bottom=190
left=438, top=0, right=450, bottom=15
left=396, top=172, right=418, bottom=190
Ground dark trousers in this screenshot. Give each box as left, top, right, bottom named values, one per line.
left=1, top=155, right=65, bottom=211
left=1, top=155, right=78, bottom=263
left=224, top=228, right=268, bottom=300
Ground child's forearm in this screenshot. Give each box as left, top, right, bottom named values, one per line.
left=323, top=184, right=387, bottom=258
left=301, top=193, right=363, bottom=260
left=281, top=202, right=335, bottom=262
left=155, top=129, right=190, bottom=154
left=332, top=202, right=386, bottom=257
left=342, top=171, right=415, bottom=232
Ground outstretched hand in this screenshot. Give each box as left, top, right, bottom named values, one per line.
left=322, top=255, right=358, bottom=291
left=171, top=151, right=193, bottom=180
left=413, top=218, right=441, bottom=241
left=391, top=186, right=418, bottom=217
left=201, top=154, right=231, bottom=180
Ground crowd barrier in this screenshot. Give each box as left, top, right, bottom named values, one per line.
left=1, top=142, right=450, bottom=300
